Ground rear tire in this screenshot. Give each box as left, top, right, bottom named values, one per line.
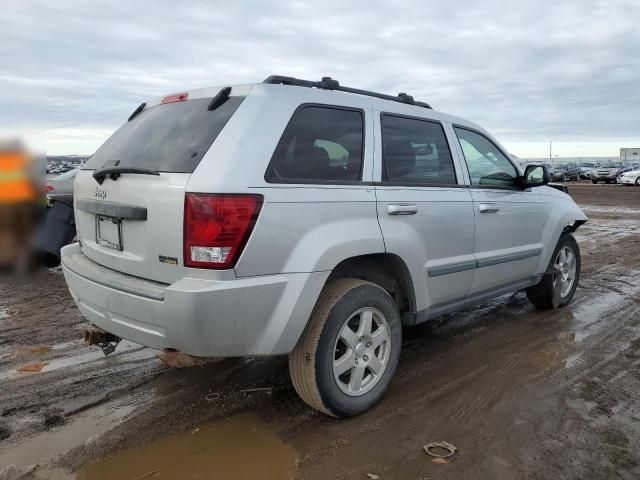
left=289, top=278, right=402, bottom=418
left=526, top=233, right=580, bottom=309
left=591, top=179, right=597, bottom=184
left=636, top=178, right=640, bottom=186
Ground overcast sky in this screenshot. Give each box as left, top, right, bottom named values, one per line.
left=2, top=0, right=639, bottom=157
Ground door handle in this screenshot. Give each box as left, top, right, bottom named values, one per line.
left=387, top=204, right=418, bottom=215
left=478, top=203, right=500, bottom=213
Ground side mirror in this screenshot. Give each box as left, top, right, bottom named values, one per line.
left=521, top=164, right=549, bottom=188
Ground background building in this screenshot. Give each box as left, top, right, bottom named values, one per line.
left=620, top=148, right=640, bottom=162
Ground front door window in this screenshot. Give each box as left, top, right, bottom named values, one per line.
left=454, top=127, right=517, bottom=187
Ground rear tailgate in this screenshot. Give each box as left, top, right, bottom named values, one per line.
left=74, top=87, right=248, bottom=284
left=74, top=171, right=189, bottom=284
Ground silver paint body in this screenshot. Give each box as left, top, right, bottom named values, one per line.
left=61, top=83, right=587, bottom=356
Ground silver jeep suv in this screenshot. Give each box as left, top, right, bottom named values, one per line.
left=62, top=76, right=587, bottom=417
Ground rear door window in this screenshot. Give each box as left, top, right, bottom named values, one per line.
left=380, top=114, right=457, bottom=185
left=83, top=96, right=245, bottom=173
left=265, top=105, right=364, bottom=183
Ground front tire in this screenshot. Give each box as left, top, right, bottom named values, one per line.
left=289, top=278, right=402, bottom=418
left=636, top=178, right=640, bottom=186
left=526, top=233, right=581, bottom=309
left=591, top=179, right=598, bottom=184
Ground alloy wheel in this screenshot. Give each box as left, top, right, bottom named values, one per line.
left=553, top=246, right=577, bottom=298
left=333, top=307, right=391, bottom=396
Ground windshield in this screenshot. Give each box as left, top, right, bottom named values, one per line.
left=83, top=96, right=245, bottom=173
left=601, top=162, right=622, bottom=168
left=580, top=162, right=594, bottom=167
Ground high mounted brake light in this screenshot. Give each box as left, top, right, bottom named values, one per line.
left=161, top=92, right=188, bottom=104
left=184, top=194, right=263, bottom=269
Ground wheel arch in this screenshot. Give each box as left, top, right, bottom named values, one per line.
left=537, top=200, right=587, bottom=275
left=325, top=253, right=417, bottom=324
left=273, top=253, right=417, bottom=355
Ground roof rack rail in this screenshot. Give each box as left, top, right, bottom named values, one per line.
left=263, top=75, right=432, bottom=109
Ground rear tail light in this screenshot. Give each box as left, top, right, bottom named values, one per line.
left=45, top=185, right=54, bottom=192
left=184, top=194, right=263, bottom=269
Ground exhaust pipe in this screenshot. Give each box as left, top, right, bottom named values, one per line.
left=84, top=326, right=121, bottom=356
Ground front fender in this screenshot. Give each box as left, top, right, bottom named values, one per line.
left=535, top=192, right=587, bottom=274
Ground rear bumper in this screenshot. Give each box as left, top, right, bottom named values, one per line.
left=61, top=243, right=328, bottom=357
left=621, top=177, right=637, bottom=185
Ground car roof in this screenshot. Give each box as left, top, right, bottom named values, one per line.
left=143, top=81, right=488, bottom=136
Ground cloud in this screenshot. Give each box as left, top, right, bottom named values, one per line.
left=2, top=0, right=639, bottom=155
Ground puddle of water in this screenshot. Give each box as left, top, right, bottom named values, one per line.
left=0, top=402, right=136, bottom=471
left=41, top=343, right=158, bottom=373
left=76, top=412, right=298, bottom=480
left=0, top=305, right=8, bottom=320
left=571, top=287, right=640, bottom=342
left=581, top=205, right=640, bottom=215
left=531, top=331, right=576, bottom=371
left=0, top=341, right=159, bottom=381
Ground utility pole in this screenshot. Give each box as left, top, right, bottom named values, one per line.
left=549, top=140, right=553, bottom=162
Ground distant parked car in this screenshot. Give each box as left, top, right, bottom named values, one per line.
left=555, top=162, right=580, bottom=181
left=36, top=169, right=78, bottom=267
left=46, top=168, right=77, bottom=203
left=591, top=162, right=634, bottom=184
left=549, top=163, right=569, bottom=182
left=619, top=167, right=640, bottom=186
left=616, top=163, right=638, bottom=184
left=579, top=162, right=596, bottom=179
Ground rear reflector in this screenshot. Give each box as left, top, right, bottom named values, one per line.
left=161, top=92, right=189, bottom=104
left=184, top=194, right=263, bottom=269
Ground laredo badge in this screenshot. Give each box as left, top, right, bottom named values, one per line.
left=159, top=255, right=179, bottom=265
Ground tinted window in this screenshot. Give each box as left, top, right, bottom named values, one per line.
left=381, top=115, right=456, bottom=184
left=84, top=96, right=245, bottom=173
left=454, top=127, right=517, bottom=187
left=266, top=106, right=364, bottom=182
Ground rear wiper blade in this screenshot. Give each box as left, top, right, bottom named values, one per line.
left=93, top=166, right=160, bottom=185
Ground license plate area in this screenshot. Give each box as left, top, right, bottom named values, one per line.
left=96, top=215, right=123, bottom=251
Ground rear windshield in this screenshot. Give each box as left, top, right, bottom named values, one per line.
left=83, top=96, right=245, bottom=173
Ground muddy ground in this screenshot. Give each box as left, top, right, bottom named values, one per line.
left=0, top=183, right=639, bottom=480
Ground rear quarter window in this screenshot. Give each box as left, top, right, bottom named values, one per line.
left=83, top=96, right=245, bottom=173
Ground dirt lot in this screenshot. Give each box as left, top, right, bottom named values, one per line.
left=0, top=183, right=639, bottom=480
